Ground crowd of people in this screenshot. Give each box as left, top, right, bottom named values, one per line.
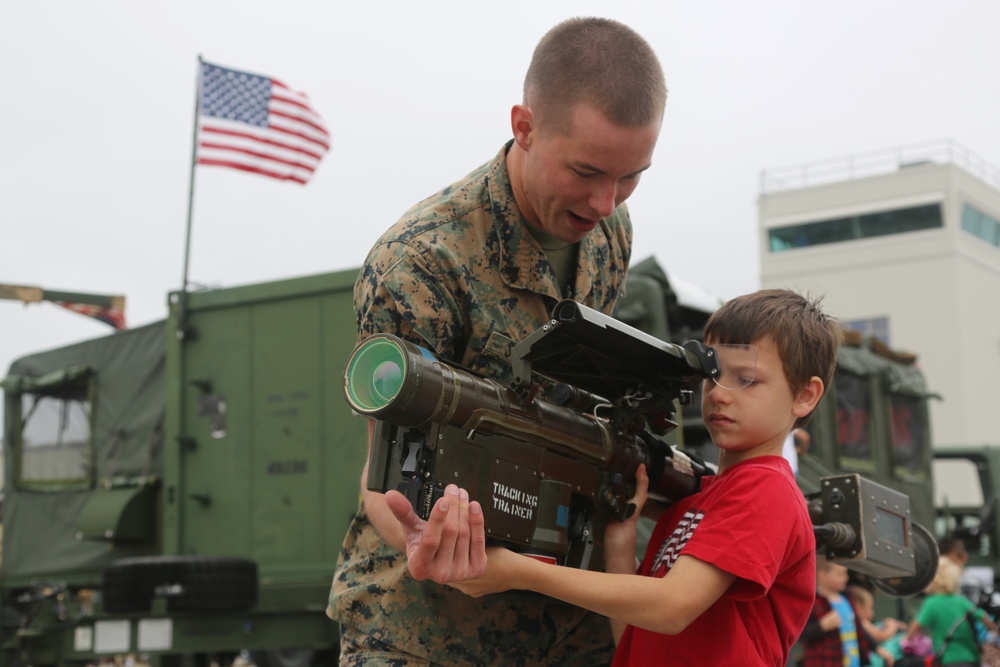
left=792, top=538, right=999, bottom=667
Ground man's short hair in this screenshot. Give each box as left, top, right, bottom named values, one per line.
left=703, top=289, right=842, bottom=428
left=524, top=17, right=666, bottom=130
left=938, top=535, right=968, bottom=559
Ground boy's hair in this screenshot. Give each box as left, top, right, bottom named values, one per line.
left=846, top=584, right=873, bottom=607
left=524, top=17, right=666, bottom=130
left=703, top=289, right=841, bottom=428
left=931, top=556, right=962, bottom=595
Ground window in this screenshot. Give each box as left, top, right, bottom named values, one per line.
left=961, top=203, right=1000, bottom=248
left=834, top=370, right=874, bottom=468
left=843, top=317, right=890, bottom=347
left=769, top=203, right=943, bottom=252
left=889, top=393, right=928, bottom=479
left=13, top=371, right=94, bottom=488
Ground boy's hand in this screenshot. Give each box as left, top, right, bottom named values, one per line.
left=603, top=464, right=649, bottom=572
left=385, top=485, right=487, bottom=584
left=819, top=609, right=842, bottom=631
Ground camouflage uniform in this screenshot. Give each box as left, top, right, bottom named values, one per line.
left=328, top=141, right=632, bottom=667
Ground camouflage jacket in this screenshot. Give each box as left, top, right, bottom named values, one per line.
left=328, top=142, right=632, bottom=666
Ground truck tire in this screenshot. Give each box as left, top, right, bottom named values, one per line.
left=102, top=555, right=257, bottom=613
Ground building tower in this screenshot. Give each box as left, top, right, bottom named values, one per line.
left=758, top=139, right=1000, bottom=448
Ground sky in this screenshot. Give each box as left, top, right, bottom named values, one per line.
left=2, top=0, right=1000, bottom=384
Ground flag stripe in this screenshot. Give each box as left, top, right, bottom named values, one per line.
left=197, top=145, right=315, bottom=180
left=267, top=117, right=331, bottom=150
left=269, top=107, right=328, bottom=137
left=196, top=61, right=330, bottom=184
left=199, top=141, right=319, bottom=171
left=200, top=126, right=325, bottom=161
left=196, top=159, right=308, bottom=184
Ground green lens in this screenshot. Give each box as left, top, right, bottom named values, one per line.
left=372, top=359, right=403, bottom=403
left=346, top=338, right=406, bottom=412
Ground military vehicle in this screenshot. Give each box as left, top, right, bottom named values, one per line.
left=0, top=256, right=936, bottom=666
left=934, top=446, right=1000, bottom=603
left=1, top=268, right=367, bottom=667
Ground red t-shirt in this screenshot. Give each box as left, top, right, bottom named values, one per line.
left=613, top=456, right=816, bottom=667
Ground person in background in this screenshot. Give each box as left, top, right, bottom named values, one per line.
left=938, top=535, right=992, bottom=607
left=907, top=556, right=998, bottom=667
left=781, top=427, right=811, bottom=475
left=801, top=559, right=896, bottom=666
left=327, top=16, right=667, bottom=667
left=847, top=584, right=905, bottom=666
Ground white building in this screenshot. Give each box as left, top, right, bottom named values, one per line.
left=758, top=140, right=1000, bottom=448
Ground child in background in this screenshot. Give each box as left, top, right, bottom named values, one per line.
left=847, top=584, right=906, bottom=666
left=801, top=560, right=896, bottom=666
left=907, top=556, right=998, bottom=666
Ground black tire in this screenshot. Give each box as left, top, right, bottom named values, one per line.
left=102, top=555, right=257, bottom=613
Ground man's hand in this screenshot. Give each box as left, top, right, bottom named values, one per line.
left=385, top=484, right=487, bottom=584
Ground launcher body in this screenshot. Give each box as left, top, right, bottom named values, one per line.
left=343, top=301, right=937, bottom=593
left=344, top=300, right=718, bottom=571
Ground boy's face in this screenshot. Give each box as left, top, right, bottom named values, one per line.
left=702, top=335, right=806, bottom=461
left=818, top=564, right=850, bottom=593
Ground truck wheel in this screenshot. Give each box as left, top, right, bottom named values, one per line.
left=102, top=556, right=257, bottom=613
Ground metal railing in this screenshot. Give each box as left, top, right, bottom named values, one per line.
left=760, top=139, right=1000, bottom=194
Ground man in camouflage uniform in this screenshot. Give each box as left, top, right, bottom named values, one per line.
left=327, top=16, right=667, bottom=667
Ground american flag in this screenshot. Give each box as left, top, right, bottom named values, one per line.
left=197, top=61, right=330, bottom=184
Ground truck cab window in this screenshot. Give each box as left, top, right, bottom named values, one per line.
left=19, top=381, right=93, bottom=485
left=890, top=393, right=928, bottom=479
left=835, top=370, right=874, bottom=467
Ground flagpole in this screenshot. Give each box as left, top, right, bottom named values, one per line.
left=178, top=54, right=203, bottom=340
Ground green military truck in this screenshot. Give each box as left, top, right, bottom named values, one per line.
left=1, top=268, right=368, bottom=666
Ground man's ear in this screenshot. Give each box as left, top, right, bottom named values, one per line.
left=792, top=376, right=824, bottom=419
left=511, top=104, right=534, bottom=150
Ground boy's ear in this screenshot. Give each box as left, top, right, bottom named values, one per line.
left=792, top=376, right=824, bottom=419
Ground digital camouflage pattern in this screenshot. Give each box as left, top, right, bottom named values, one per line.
left=327, top=142, right=632, bottom=666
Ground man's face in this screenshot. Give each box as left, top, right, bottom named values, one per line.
left=516, top=103, right=660, bottom=243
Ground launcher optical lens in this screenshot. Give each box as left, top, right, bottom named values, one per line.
left=345, top=338, right=407, bottom=411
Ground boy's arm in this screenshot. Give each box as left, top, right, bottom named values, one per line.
left=453, top=550, right=736, bottom=636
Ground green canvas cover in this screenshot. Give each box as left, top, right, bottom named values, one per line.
left=1, top=321, right=165, bottom=580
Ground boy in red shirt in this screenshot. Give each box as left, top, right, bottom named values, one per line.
left=388, top=289, right=841, bottom=666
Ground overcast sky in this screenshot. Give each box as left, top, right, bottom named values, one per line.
left=2, top=1, right=999, bottom=383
